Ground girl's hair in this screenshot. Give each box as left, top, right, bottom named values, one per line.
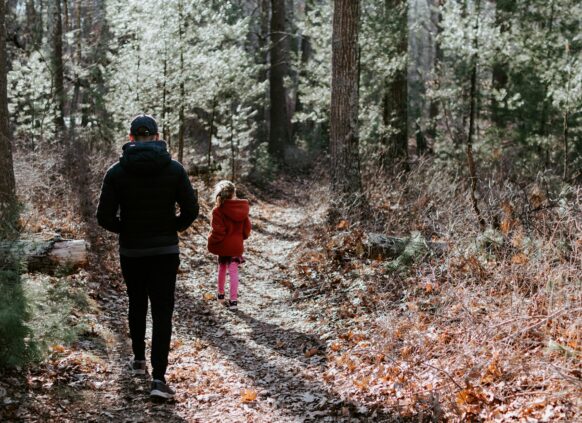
left=213, top=180, right=235, bottom=207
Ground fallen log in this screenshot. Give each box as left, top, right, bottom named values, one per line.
left=0, top=238, right=88, bottom=274
left=365, top=232, right=449, bottom=260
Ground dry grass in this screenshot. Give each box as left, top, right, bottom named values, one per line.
left=296, top=158, right=581, bottom=421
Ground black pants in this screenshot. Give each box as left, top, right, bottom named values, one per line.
left=120, top=254, right=179, bottom=382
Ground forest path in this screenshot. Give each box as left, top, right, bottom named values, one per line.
left=76, top=179, right=399, bottom=422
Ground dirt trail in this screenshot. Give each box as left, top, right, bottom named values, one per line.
left=7, top=182, right=401, bottom=422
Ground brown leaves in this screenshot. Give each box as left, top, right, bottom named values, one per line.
left=481, top=353, right=504, bottom=385
left=304, top=346, right=320, bottom=358
left=456, top=386, right=491, bottom=415
left=336, top=219, right=349, bottom=230
left=240, top=388, right=257, bottom=403
left=330, top=342, right=342, bottom=352
left=511, top=253, right=529, bottom=265
left=49, top=344, right=66, bottom=354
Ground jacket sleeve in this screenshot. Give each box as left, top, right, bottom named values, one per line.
left=175, top=167, right=199, bottom=232
left=243, top=216, right=251, bottom=240
left=208, top=209, right=227, bottom=246
left=96, top=168, right=122, bottom=234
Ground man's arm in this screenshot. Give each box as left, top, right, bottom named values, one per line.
left=96, top=168, right=122, bottom=233
left=176, top=167, right=199, bottom=232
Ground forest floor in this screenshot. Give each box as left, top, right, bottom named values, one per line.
left=1, top=153, right=580, bottom=422
left=2, top=173, right=406, bottom=422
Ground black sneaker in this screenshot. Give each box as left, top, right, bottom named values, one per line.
left=217, top=293, right=225, bottom=304
left=150, top=379, right=175, bottom=399
left=129, top=359, right=147, bottom=376
left=227, top=300, right=238, bottom=310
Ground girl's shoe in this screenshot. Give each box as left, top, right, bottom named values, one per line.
left=217, top=293, right=225, bottom=304
left=227, top=300, right=238, bottom=310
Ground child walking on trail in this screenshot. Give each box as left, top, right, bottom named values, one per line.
left=207, top=180, right=251, bottom=310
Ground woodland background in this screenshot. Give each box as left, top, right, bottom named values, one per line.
left=0, top=0, right=580, bottom=421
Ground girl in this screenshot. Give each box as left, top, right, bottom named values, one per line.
left=207, top=180, right=251, bottom=310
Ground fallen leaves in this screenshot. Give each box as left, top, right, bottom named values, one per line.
left=304, top=347, right=320, bottom=358
left=336, top=220, right=349, bottom=230
left=511, top=253, right=529, bottom=265
left=240, top=388, right=257, bottom=403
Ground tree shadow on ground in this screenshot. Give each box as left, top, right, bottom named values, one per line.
left=178, top=290, right=416, bottom=422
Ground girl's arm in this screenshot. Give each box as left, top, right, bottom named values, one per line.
left=243, top=216, right=252, bottom=240
left=208, top=209, right=227, bottom=244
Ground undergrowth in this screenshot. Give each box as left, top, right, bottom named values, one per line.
left=295, top=157, right=581, bottom=421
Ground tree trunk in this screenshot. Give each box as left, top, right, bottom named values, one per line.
left=467, top=0, right=485, bottom=230
left=382, top=0, right=408, bottom=159
left=162, top=55, right=168, bottom=141
left=69, top=0, right=82, bottom=132
left=490, top=0, right=514, bottom=128
left=293, top=0, right=312, bottom=138
left=51, top=0, right=66, bottom=134
left=0, top=0, right=16, bottom=232
left=230, top=108, right=236, bottom=182
left=330, top=0, right=363, bottom=202
left=207, top=99, right=216, bottom=185
left=25, top=0, right=42, bottom=50
left=62, top=0, right=69, bottom=33
left=426, top=0, right=442, bottom=150
left=269, top=0, right=291, bottom=160
left=255, top=0, right=270, bottom=148
left=177, top=0, right=185, bottom=163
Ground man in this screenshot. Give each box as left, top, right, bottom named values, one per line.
left=97, top=114, right=198, bottom=399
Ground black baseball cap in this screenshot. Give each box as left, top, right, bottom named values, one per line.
left=130, top=114, right=158, bottom=136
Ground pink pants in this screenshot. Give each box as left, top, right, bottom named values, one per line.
left=217, top=261, right=239, bottom=301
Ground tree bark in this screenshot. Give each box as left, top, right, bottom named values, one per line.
left=426, top=0, right=442, bottom=150
left=330, top=0, right=363, bottom=202
left=51, top=0, right=66, bottom=134
left=0, top=239, right=87, bottom=274
left=490, top=0, right=514, bottom=128
left=257, top=0, right=270, bottom=147
left=269, top=0, right=291, bottom=160
left=69, top=0, right=82, bottom=131
left=0, top=0, right=17, bottom=232
left=467, top=0, right=485, bottom=230
left=177, top=0, right=185, bottom=163
left=207, top=98, right=216, bottom=185
left=25, top=0, right=42, bottom=50
left=382, top=0, right=408, bottom=159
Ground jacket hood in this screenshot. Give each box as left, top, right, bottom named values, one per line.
left=220, top=199, right=249, bottom=222
left=120, top=141, right=172, bottom=175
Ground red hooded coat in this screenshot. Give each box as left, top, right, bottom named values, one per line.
left=207, top=199, right=251, bottom=256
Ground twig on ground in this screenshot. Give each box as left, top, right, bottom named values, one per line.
left=501, top=307, right=581, bottom=342
left=421, top=362, right=464, bottom=391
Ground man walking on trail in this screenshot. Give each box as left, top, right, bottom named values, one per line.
left=97, top=114, right=198, bottom=399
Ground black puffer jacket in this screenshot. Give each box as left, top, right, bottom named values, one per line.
left=96, top=141, right=199, bottom=250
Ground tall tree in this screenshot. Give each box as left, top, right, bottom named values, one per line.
left=50, top=0, right=66, bottom=133
left=466, top=0, right=485, bottom=229
left=269, top=0, right=291, bottom=160
left=177, top=0, right=185, bottom=163
left=382, top=0, right=408, bottom=159
left=426, top=0, right=443, bottom=150
left=490, top=0, right=514, bottom=128
left=0, top=0, right=16, bottom=230
left=330, top=0, right=363, bottom=202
